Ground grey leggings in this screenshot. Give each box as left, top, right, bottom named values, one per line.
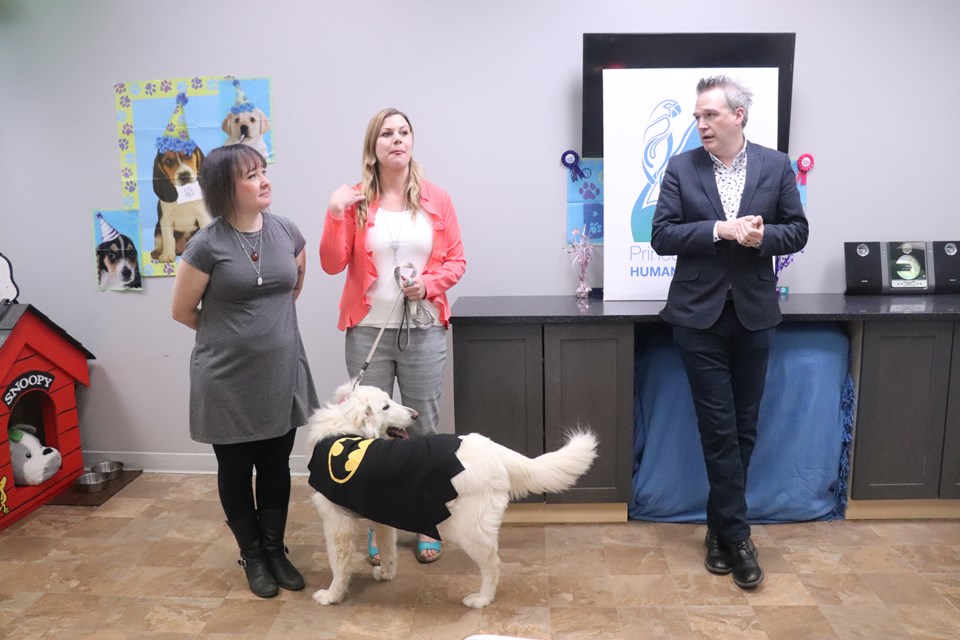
left=345, top=325, right=447, bottom=436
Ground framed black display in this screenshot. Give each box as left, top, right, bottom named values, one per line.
left=581, top=33, right=796, bottom=158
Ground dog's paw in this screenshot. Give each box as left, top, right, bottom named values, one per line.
left=372, top=565, right=395, bottom=582
left=462, top=593, right=493, bottom=609
left=312, top=588, right=342, bottom=605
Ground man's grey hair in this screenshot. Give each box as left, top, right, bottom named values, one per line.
left=697, top=75, right=754, bottom=128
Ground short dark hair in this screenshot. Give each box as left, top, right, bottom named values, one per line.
left=198, top=144, right=267, bottom=222
left=697, top=75, right=754, bottom=128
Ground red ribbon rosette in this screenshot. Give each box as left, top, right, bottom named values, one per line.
left=796, top=153, right=815, bottom=185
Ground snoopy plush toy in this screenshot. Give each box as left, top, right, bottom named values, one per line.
left=9, top=424, right=61, bottom=486
left=0, top=252, right=18, bottom=305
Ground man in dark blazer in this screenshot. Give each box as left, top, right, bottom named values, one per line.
left=651, top=76, right=808, bottom=589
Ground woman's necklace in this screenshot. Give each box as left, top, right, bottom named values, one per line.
left=386, top=211, right=408, bottom=268
left=234, top=226, right=263, bottom=286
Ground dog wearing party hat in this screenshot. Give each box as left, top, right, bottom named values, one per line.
left=222, top=79, right=271, bottom=159
left=152, top=92, right=211, bottom=263
left=96, top=213, right=141, bottom=290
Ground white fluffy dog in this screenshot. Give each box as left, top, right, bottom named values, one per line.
left=304, top=382, right=597, bottom=608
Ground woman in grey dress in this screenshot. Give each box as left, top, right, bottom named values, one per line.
left=172, top=144, right=318, bottom=598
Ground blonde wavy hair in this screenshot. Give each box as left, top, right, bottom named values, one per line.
left=356, top=108, right=424, bottom=228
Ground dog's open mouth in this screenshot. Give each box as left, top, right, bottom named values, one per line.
left=386, top=426, right=409, bottom=440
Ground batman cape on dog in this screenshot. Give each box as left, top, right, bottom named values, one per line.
left=307, top=434, right=465, bottom=539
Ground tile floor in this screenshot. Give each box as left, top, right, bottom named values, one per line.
left=2, top=473, right=960, bottom=639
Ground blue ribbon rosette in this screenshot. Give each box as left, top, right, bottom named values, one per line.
left=561, top=150, right=587, bottom=182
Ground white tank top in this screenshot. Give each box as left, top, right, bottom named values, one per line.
left=360, top=208, right=440, bottom=328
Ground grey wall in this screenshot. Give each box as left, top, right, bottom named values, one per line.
left=2, top=0, right=957, bottom=472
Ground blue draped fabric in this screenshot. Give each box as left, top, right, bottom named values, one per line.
left=630, top=322, right=853, bottom=523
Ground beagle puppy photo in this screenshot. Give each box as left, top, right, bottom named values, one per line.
left=95, top=211, right=142, bottom=291
left=151, top=147, right=211, bottom=263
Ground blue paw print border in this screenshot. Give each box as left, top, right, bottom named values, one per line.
left=566, top=158, right=603, bottom=245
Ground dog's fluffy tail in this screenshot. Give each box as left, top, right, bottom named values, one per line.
left=498, top=430, right=597, bottom=500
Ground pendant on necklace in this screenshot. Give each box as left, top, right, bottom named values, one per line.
left=251, top=251, right=259, bottom=262
left=257, top=276, right=263, bottom=286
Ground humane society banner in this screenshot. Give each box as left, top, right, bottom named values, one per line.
left=602, top=68, right=779, bottom=300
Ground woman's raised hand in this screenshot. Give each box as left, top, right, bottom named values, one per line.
left=328, top=185, right=366, bottom=218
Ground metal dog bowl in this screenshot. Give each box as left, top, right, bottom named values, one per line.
left=75, top=471, right=109, bottom=493
left=91, top=461, right=124, bottom=480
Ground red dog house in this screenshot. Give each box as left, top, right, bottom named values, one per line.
left=0, top=304, right=94, bottom=530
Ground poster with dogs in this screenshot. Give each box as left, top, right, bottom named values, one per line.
left=93, top=210, right=143, bottom=291
left=113, top=76, right=273, bottom=278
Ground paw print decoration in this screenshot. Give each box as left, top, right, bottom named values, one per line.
left=578, top=181, right=600, bottom=201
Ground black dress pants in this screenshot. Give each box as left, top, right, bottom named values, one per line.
left=671, top=300, right=774, bottom=543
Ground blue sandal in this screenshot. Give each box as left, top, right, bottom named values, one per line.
left=416, top=538, right=442, bottom=564
left=367, top=529, right=380, bottom=566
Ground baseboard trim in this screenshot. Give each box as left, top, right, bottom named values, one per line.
left=846, top=499, right=960, bottom=519
left=503, top=502, right=627, bottom=523
left=80, top=451, right=313, bottom=475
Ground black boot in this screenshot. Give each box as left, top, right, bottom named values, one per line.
left=258, top=508, right=305, bottom=591
left=226, top=514, right=279, bottom=598
left=728, top=538, right=763, bottom=589
left=704, top=528, right=732, bottom=575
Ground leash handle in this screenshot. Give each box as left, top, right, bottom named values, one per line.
left=393, top=262, right=419, bottom=352
left=352, top=262, right=425, bottom=390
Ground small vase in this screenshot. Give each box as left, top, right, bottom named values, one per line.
left=575, top=278, right=592, bottom=299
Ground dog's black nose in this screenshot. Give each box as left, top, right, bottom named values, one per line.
left=411, top=409, right=419, bottom=420
left=240, top=124, right=249, bottom=136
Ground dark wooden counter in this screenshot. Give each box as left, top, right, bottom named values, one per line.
left=450, top=293, right=960, bottom=325
left=450, top=293, right=960, bottom=508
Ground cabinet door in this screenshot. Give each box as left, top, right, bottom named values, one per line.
left=543, top=323, right=633, bottom=503
left=938, top=323, right=960, bottom=498
left=452, top=323, right=543, bottom=458
left=852, top=321, right=953, bottom=499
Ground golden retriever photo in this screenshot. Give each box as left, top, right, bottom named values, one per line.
left=222, top=78, right=272, bottom=160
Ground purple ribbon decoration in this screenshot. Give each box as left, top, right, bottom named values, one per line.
left=561, top=150, right=586, bottom=182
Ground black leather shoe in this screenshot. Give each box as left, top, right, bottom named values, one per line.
left=704, top=528, right=732, bottom=575
left=728, top=538, right=763, bottom=589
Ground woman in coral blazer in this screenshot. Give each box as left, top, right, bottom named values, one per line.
left=320, top=107, right=466, bottom=565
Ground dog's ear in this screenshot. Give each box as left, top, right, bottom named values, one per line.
left=96, top=249, right=107, bottom=285
left=153, top=154, right=178, bottom=202
left=257, top=109, right=271, bottom=134
left=339, top=393, right=376, bottom=434
left=222, top=113, right=232, bottom=134
left=332, top=381, right=354, bottom=403
left=194, top=146, right=205, bottom=165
